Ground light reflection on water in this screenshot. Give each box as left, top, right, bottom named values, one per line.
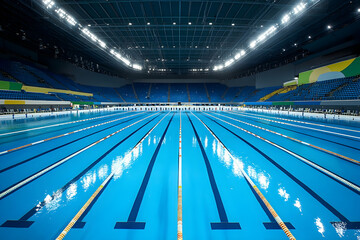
left=294, top=198, right=302, bottom=213
left=66, top=183, right=77, bottom=201
left=112, top=142, right=144, bottom=180
left=81, top=171, right=97, bottom=191
left=333, top=221, right=347, bottom=238
left=278, top=187, right=290, bottom=201
left=42, top=141, right=144, bottom=213
left=315, top=217, right=325, bottom=237
left=211, top=138, right=244, bottom=179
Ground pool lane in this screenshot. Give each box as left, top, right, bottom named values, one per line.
left=0, top=112, right=156, bottom=194
left=240, top=110, right=360, bottom=131
left=209, top=111, right=360, bottom=186
left=0, top=112, right=167, bottom=239
left=60, top=112, right=177, bottom=240
left=0, top=111, right=137, bottom=151
left=194, top=111, right=360, bottom=239
left=0, top=112, right=146, bottom=174
left=0, top=111, right=144, bottom=155
left=233, top=111, right=360, bottom=141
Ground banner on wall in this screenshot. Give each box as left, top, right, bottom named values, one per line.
left=298, top=57, right=360, bottom=85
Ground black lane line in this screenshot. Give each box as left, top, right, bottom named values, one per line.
left=0, top=113, right=146, bottom=174
left=115, top=113, right=174, bottom=230
left=206, top=113, right=360, bottom=196
left=187, top=113, right=240, bottom=230
left=0, top=114, right=161, bottom=228
left=201, top=113, right=360, bottom=229
left=222, top=112, right=360, bottom=151
left=195, top=113, right=294, bottom=230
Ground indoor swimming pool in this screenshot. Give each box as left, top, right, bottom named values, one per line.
left=0, top=110, right=359, bottom=239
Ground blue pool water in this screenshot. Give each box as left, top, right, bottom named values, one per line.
left=0, top=110, right=359, bottom=239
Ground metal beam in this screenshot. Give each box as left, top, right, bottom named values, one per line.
left=58, top=0, right=290, bottom=7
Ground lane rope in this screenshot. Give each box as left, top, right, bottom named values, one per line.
left=203, top=112, right=360, bottom=194
left=56, top=112, right=170, bottom=240
left=0, top=111, right=128, bottom=137
left=191, top=112, right=296, bottom=240
left=239, top=110, right=360, bottom=133
left=215, top=112, right=360, bottom=165
left=229, top=111, right=360, bottom=141
left=0, top=112, right=159, bottom=200
left=0, top=112, right=145, bottom=156
left=177, top=111, right=183, bottom=240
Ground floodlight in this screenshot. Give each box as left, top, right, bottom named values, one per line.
left=225, top=58, right=234, bottom=67
left=282, top=14, right=290, bottom=24
left=250, top=41, right=256, bottom=49
left=132, top=64, right=142, bottom=70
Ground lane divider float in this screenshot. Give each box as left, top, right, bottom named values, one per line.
left=177, top=111, right=183, bottom=240
left=215, top=112, right=360, bottom=165
left=0, top=112, right=145, bottom=156
left=56, top=112, right=170, bottom=240
left=0, top=112, right=159, bottom=200
left=0, top=111, right=129, bottom=137
left=229, top=111, right=360, bottom=141
left=239, top=111, right=360, bottom=133
left=191, top=112, right=296, bottom=240
left=203, top=112, right=360, bottom=194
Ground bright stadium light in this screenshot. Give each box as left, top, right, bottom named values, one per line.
left=224, top=58, right=234, bottom=67
left=249, top=41, right=256, bottom=49
left=212, top=0, right=321, bottom=72
left=282, top=14, right=290, bottom=24
left=98, top=40, right=106, bottom=49
left=132, top=64, right=143, bottom=71
left=41, top=0, right=143, bottom=71
left=43, top=0, right=55, bottom=9
left=293, top=2, right=306, bottom=14
left=213, top=64, right=224, bottom=71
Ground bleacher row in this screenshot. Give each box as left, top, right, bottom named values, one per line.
left=269, top=76, right=360, bottom=101
left=0, top=59, right=359, bottom=103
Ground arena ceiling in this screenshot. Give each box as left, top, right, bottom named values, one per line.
left=1, top=0, right=360, bottom=79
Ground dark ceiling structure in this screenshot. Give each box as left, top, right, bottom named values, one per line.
left=1, top=0, right=360, bottom=80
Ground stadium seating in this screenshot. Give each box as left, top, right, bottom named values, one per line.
left=1, top=59, right=359, bottom=103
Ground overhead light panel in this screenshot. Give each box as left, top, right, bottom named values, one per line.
left=43, top=0, right=55, bottom=9
left=212, top=0, right=320, bottom=72
left=41, top=0, right=143, bottom=71
left=281, top=14, right=290, bottom=24
left=224, top=58, right=234, bottom=67
left=293, top=2, right=306, bottom=14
